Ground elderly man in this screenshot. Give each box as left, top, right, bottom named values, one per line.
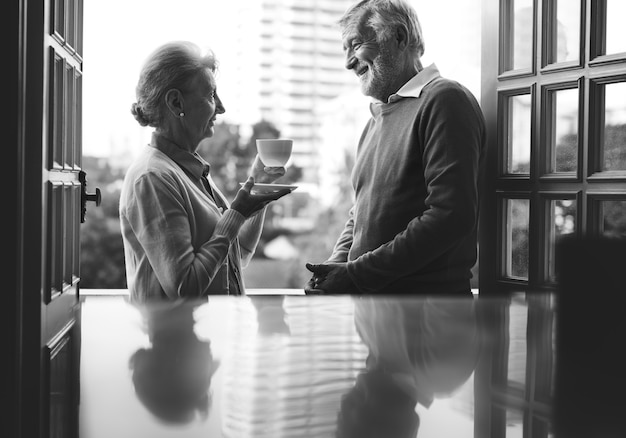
left=306, top=0, right=486, bottom=295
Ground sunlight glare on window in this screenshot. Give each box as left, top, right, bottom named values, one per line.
left=606, top=0, right=626, bottom=55
left=508, top=94, right=532, bottom=174
left=602, top=82, right=626, bottom=171
left=512, top=0, right=534, bottom=70
left=551, top=88, right=578, bottom=173
left=552, top=0, right=581, bottom=64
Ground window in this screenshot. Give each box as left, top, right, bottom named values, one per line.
left=481, top=0, right=626, bottom=295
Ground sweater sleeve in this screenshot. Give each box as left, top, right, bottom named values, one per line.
left=347, top=86, right=485, bottom=293
left=238, top=208, right=267, bottom=268
left=327, top=206, right=355, bottom=263
left=125, top=172, right=245, bottom=298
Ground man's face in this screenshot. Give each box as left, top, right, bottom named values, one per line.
left=342, top=21, right=400, bottom=102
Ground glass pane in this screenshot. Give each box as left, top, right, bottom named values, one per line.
left=512, top=0, right=534, bottom=70
left=508, top=296, right=528, bottom=386
left=551, top=295, right=557, bottom=400
left=530, top=294, right=557, bottom=403
left=551, top=88, right=578, bottom=173
left=505, top=407, right=524, bottom=437
left=602, top=82, right=626, bottom=171
left=547, top=199, right=577, bottom=282
left=553, top=0, right=581, bottom=63
left=508, top=94, right=532, bottom=174
left=606, top=0, right=626, bottom=55
left=505, top=199, right=530, bottom=279
left=600, top=200, right=626, bottom=238
left=531, top=417, right=553, bottom=437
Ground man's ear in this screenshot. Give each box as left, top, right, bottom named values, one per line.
left=164, top=88, right=185, bottom=117
left=395, top=25, right=409, bottom=51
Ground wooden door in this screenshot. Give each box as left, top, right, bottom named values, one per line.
left=480, top=0, right=626, bottom=296
left=11, top=0, right=92, bottom=437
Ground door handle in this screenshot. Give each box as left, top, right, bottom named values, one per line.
left=79, top=170, right=102, bottom=223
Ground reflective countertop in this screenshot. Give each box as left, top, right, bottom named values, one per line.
left=78, top=292, right=626, bottom=438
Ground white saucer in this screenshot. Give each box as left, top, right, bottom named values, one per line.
left=239, top=182, right=298, bottom=194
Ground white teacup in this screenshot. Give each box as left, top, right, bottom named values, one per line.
left=256, top=139, right=293, bottom=167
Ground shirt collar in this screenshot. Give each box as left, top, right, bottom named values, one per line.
left=371, top=63, right=441, bottom=108
left=150, top=132, right=210, bottom=179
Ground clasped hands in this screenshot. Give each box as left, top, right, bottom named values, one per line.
left=304, top=262, right=360, bottom=294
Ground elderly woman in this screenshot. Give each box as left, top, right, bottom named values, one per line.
left=120, top=41, right=291, bottom=301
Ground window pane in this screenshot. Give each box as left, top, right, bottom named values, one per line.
left=606, top=0, right=626, bottom=55
left=505, top=408, right=524, bottom=437
left=551, top=296, right=557, bottom=402
left=600, top=200, right=626, bottom=238
left=508, top=94, right=532, bottom=174
left=512, top=0, right=534, bottom=70
left=553, top=0, right=581, bottom=63
left=550, top=88, right=578, bottom=173
left=547, top=199, right=577, bottom=282
left=505, top=199, right=530, bottom=279
left=531, top=417, right=553, bottom=437
left=508, top=296, right=528, bottom=386
left=602, top=82, right=626, bottom=171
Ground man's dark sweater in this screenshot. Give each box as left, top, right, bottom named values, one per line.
left=329, top=67, right=486, bottom=294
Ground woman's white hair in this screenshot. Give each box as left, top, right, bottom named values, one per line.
left=131, top=41, right=218, bottom=127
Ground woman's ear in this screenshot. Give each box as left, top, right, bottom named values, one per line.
left=164, top=88, right=185, bottom=117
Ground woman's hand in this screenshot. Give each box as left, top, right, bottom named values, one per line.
left=250, top=155, right=286, bottom=183
left=231, top=177, right=292, bottom=218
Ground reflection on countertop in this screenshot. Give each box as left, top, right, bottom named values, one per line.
left=78, top=287, right=626, bottom=438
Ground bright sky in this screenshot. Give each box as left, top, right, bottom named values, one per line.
left=83, top=0, right=481, bottom=158
left=83, top=0, right=237, bottom=158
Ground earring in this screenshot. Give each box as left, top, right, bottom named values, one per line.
left=179, top=112, right=185, bottom=117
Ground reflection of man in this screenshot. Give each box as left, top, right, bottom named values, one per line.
left=306, top=0, right=486, bottom=294
left=336, top=296, right=480, bottom=437
left=337, top=369, right=420, bottom=438
left=353, top=297, right=480, bottom=405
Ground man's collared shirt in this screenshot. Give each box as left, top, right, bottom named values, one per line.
left=370, top=63, right=441, bottom=115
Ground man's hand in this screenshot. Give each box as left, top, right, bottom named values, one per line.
left=304, top=262, right=360, bottom=294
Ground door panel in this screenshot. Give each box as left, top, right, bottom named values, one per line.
left=45, top=319, right=81, bottom=438
left=44, top=0, right=84, bottom=433
left=19, top=0, right=85, bottom=436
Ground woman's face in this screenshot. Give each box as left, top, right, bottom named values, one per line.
left=180, top=69, right=225, bottom=145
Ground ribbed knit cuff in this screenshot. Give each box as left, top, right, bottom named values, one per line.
left=346, top=260, right=370, bottom=294
left=214, top=209, right=246, bottom=242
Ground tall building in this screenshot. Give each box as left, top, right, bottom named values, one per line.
left=223, top=0, right=357, bottom=182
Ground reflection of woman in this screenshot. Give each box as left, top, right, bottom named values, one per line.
left=337, top=296, right=480, bottom=437
left=128, top=300, right=219, bottom=423
left=120, top=41, right=291, bottom=301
